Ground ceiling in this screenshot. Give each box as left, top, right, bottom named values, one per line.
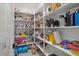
left=14, top=3, right=43, bottom=14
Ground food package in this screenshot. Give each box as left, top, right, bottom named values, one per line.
left=68, top=50, right=79, bottom=56
left=67, top=44, right=79, bottom=52
left=50, top=3, right=61, bottom=11
left=71, top=41, right=79, bottom=47
left=48, top=34, right=56, bottom=44
left=24, top=16, right=33, bottom=20
left=21, top=33, right=28, bottom=38
left=16, top=38, right=23, bottom=45
left=53, top=31, right=62, bottom=44
left=31, top=44, right=37, bottom=55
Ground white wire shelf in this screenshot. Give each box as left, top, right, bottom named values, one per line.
left=15, top=35, right=28, bottom=38
left=34, top=36, right=76, bottom=56
left=16, top=27, right=34, bottom=29
left=15, top=19, right=34, bottom=22
left=45, top=26, right=79, bottom=29
left=35, top=43, right=48, bottom=56
left=16, top=42, right=34, bottom=46
left=33, top=26, right=79, bottom=29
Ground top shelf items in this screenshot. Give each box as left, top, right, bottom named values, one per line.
left=15, top=12, right=34, bottom=22
left=35, top=3, right=79, bottom=28
left=35, top=3, right=79, bottom=21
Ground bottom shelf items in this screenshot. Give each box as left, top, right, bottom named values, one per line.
left=14, top=42, right=77, bottom=56
left=34, top=36, right=77, bottom=56
left=18, top=49, right=39, bottom=56
left=14, top=43, right=46, bottom=56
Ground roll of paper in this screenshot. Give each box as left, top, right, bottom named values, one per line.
left=53, top=31, right=62, bottom=44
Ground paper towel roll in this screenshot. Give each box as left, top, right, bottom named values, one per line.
left=53, top=31, right=62, bottom=44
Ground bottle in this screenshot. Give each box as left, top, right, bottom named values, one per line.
left=63, top=40, right=71, bottom=50
left=40, top=23, right=43, bottom=28
left=31, top=44, right=37, bottom=55
left=73, top=9, right=79, bottom=26
left=59, top=15, right=66, bottom=27
left=65, top=11, right=71, bottom=26
left=50, top=18, right=55, bottom=27
left=46, top=19, right=51, bottom=27
left=54, top=20, right=60, bottom=27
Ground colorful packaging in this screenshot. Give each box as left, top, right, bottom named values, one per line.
left=53, top=31, right=62, bottom=44
left=68, top=50, right=79, bottom=56
left=48, top=34, right=56, bottom=44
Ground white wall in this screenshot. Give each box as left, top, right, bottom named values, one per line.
left=0, top=3, right=14, bottom=56
left=60, top=28, right=79, bottom=41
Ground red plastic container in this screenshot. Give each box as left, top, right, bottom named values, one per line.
left=16, top=38, right=23, bottom=45
left=67, top=44, right=79, bottom=52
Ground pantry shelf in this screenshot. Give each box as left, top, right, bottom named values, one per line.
left=34, top=4, right=67, bottom=22
left=13, top=3, right=79, bottom=56
left=15, top=20, right=34, bottom=22
left=45, top=3, right=79, bottom=17
left=44, top=41, right=76, bottom=56
left=34, top=36, right=76, bottom=56
left=45, top=26, right=79, bottom=29
left=34, top=36, right=52, bottom=46
left=15, top=36, right=28, bottom=38
left=35, top=3, right=79, bottom=22
left=15, top=42, right=34, bottom=47
left=34, top=36, right=44, bottom=41
left=34, top=43, right=48, bottom=56
left=34, top=26, right=79, bottom=29
left=16, top=27, right=29, bottom=29
left=16, top=27, right=34, bottom=29
left=52, top=45, right=76, bottom=56
left=34, top=27, right=44, bottom=29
